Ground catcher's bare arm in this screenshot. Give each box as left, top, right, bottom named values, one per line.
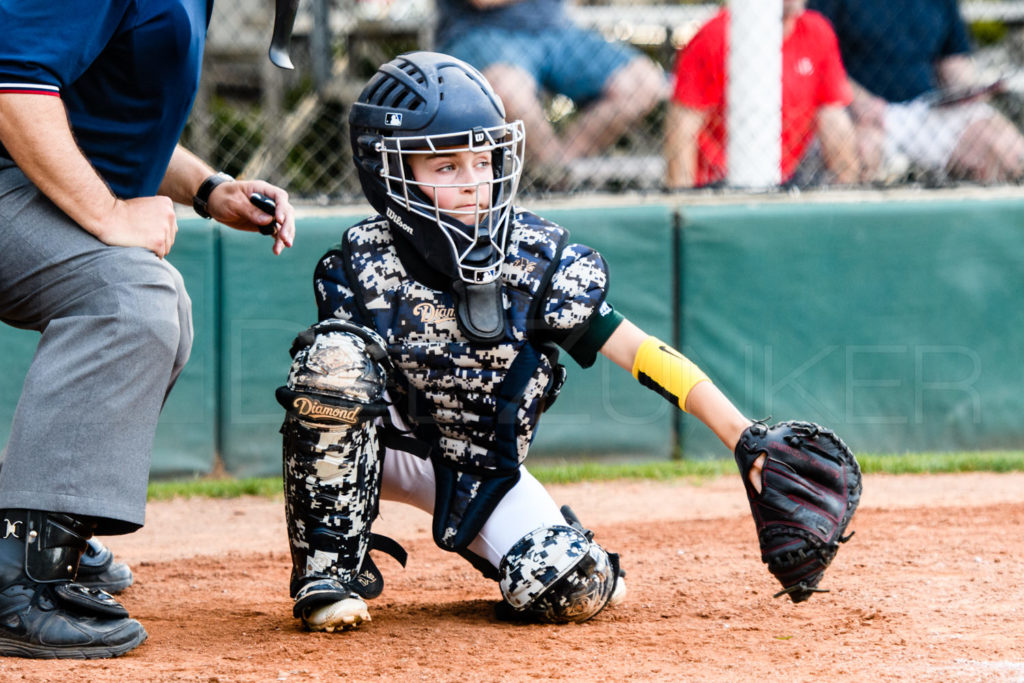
left=600, top=318, right=752, bottom=451
left=601, top=318, right=863, bottom=603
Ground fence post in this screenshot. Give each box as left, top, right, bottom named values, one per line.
left=727, top=0, right=782, bottom=189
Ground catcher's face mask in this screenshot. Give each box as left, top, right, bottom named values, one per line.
left=269, top=0, right=299, bottom=69
left=378, top=122, right=526, bottom=285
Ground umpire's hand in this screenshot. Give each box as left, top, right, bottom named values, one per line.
left=205, top=179, right=296, bottom=255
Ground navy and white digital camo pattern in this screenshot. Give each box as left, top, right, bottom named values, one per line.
left=313, top=210, right=609, bottom=551
left=280, top=327, right=388, bottom=603
left=499, top=525, right=617, bottom=623
left=542, top=243, right=609, bottom=331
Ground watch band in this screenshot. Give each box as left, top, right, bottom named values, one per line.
left=192, top=172, right=234, bottom=219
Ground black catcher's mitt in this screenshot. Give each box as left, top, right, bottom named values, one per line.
left=734, top=420, right=862, bottom=603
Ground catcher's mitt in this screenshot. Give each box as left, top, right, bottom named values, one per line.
left=734, top=420, right=862, bottom=603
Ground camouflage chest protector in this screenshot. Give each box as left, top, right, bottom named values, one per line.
left=337, top=211, right=607, bottom=552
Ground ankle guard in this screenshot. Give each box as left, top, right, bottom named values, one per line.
left=0, top=509, right=128, bottom=619
left=2, top=510, right=91, bottom=584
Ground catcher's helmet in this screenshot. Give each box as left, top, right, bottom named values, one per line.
left=349, top=51, right=526, bottom=285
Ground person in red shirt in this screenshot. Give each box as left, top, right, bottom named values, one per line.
left=665, top=0, right=861, bottom=188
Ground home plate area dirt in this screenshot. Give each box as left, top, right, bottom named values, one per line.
left=2, top=472, right=1023, bottom=682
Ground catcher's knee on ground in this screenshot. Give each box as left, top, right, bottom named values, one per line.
left=496, top=509, right=623, bottom=624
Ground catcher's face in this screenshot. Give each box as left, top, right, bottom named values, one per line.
left=407, top=148, right=493, bottom=226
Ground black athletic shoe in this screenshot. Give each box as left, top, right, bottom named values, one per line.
left=0, top=509, right=146, bottom=658
left=76, top=539, right=134, bottom=594
left=0, top=581, right=147, bottom=659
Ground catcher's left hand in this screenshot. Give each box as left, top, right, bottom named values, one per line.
left=734, top=420, right=862, bottom=603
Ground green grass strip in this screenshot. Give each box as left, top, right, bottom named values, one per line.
left=147, top=476, right=285, bottom=501
left=146, top=450, right=1024, bottom=501
left=856, top=450, right=1024, bottom=474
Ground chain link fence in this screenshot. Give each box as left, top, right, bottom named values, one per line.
left=182, top=0, right=1024, bottom=203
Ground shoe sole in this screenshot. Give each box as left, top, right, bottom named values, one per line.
left=0, top=626, right=147, bottom=659
left=303, top=597, right=370, bottom=633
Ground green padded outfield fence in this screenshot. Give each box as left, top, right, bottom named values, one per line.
left=1, top=195, right=1020, bottom=477
left=677, top=197, right=1024, bottom=457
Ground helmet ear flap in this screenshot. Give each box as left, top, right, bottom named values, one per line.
left=354, top=132, right=429, bottom=208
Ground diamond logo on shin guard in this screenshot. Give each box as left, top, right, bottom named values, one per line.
left=292, top=397, right=362, bottom=424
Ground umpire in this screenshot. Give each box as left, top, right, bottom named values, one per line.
left=0, top=0, right=297, bottom=659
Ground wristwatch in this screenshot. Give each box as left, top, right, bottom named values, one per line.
left=192, top=172, right=234, bottom=219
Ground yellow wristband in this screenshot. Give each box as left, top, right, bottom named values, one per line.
left=631, top=336, right=710, bottom=413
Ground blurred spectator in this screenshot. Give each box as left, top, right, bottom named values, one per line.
left=810, top=0, right=1024, bottom=183
left=665, top=0, right=860, bottom=189
left=434, top=0, right=666, bottom=176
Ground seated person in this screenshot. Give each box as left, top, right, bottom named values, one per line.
left=434, top=0, right=666, bottom=175
left=810, top=0, right=1024, bottom=182
left=665, top=0, right=860, bottom=189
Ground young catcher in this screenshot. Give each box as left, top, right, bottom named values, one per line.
left=276, top=51, right=862, bottom=632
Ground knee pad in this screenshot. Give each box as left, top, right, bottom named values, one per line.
left=277, top=320, right=394, bottom=606
left=276, top=319, right=391, bottom=426
left=498, top=524, right=619, bottom=624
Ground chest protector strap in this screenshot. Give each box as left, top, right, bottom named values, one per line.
left=430, top=341, right=551, bottom=550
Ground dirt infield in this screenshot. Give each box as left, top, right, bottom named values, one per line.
left=2, top=472, right=1023, bottom=682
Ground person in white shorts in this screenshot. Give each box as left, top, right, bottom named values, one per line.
left=811, top=0, right=1024, bottom=183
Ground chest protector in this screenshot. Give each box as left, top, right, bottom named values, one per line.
left=337, top=211, right=605, bottom=552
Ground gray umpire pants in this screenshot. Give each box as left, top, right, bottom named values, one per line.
left=0, top=158, right=192, bottom=535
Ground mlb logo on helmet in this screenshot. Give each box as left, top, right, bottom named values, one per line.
left=385, top=112, right=403, bottom=127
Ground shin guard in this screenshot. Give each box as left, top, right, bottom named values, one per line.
left=277, top=321, right=392, bottom=618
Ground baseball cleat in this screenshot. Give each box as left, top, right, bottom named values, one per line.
left=302, top=596, right=371, bottom=632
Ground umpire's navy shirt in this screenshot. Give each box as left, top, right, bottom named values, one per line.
left=0, top=0, right=212, bottom=198
left=809, top=0, right=971, bottom=102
